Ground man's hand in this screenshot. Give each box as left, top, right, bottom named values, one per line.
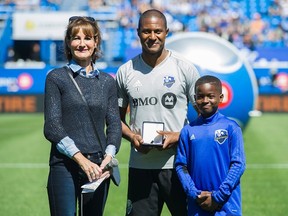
left=157, top=131, right=180, bottom=149
left=131, top=134, right=152, bottom=154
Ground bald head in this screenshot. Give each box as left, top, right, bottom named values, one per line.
left=138, top=9, right=167, bottom=30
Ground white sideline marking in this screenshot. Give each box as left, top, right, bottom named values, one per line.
left=1, top=163, right=288, bottom=169
left=0, top=163, right=47, bottom=168
left=247, top=164, right=288, bottom=169
left=0, top=163, right=129, bottom=169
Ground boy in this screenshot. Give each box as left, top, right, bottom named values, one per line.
left=175, top=75, right=246, bottom=215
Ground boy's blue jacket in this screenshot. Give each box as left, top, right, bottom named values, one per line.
left=175, top=112, right=246, bottom=215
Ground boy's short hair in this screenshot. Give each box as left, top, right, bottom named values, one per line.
left=195, top=75, right=222, bottom=93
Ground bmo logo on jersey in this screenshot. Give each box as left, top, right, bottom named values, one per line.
left=131, top=93, right=177, bottom=109
left=132, top=97, right=158, bottom=107
left=161, top=93, right=177, bottom=109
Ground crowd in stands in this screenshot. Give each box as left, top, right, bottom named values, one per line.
left=1, top=0, right=288, bottom=63
left=114, top=0, right=288, bottom=51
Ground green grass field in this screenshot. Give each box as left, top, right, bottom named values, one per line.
left=0, top=113, right=288, bottom=215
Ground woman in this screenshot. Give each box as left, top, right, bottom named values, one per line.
left=44, top=16, right=122, bottom=216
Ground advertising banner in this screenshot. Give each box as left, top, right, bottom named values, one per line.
left=12, top=11, right=87, bottom=40
left=0, top=94, right=44, bottom=113
left=0, top=68, right=51, bottom=94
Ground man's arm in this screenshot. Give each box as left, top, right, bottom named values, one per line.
left=119, top=107, right=150, bottom=153
left=119, top=107, right=134, bottom=141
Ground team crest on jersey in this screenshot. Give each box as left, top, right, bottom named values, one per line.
left=163, top=76, right=175, bottom=88
left=214, top=129, right=228, bottom=144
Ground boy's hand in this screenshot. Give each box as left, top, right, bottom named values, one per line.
left=196, top=191, right=221, bottom=212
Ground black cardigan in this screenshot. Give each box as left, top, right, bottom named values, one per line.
left=44, top=66, right=122, bottom=165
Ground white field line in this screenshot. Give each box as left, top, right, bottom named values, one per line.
left=0, top=163, right=288, bottom=169
left=0, top=163, right=129, bottom=169
left=246, top=163, right=288, bottom=169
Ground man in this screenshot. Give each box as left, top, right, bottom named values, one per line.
left=116, top=9, right=200, bottom=216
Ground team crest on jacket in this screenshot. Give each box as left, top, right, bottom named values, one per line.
left=214, top=129, right=228, bottom=144
left=163, top=76, right=175, bottom=88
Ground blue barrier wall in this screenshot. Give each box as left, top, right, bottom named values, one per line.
left=1, top=66, right=288, bottom=113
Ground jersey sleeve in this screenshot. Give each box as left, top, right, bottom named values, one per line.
left=175, top=127, right=201, bottom=199
left=186, top=63, right=200, bottom=105
left=115, top=66, right=129, bottom=108
left=212, top=125, right=246, bottom=204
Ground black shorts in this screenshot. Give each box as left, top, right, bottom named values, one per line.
left=126, top=168, right=187, bottom=216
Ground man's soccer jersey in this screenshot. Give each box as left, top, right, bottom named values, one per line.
left=116, top=50, right=200, bottom=169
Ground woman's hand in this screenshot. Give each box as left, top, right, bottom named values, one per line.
left=99, top=155, right=113, bottom=179
left=73, top=152, right=103, bottom=182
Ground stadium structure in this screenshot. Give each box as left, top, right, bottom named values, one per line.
left=0, top=0, right=287, bottom=113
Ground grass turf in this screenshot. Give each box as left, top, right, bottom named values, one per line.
left=0, top=113, right=287, bottom=215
